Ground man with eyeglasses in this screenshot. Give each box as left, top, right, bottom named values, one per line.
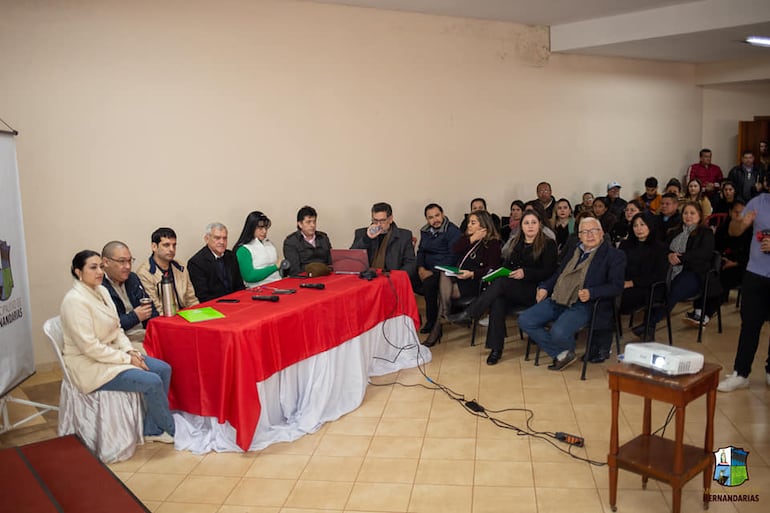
left=187, top=222, right=245, bottom=303
left=351, top=202, right=416, bottom=279
left=101, top=240, right=158, bottom=348
left=518, top=217, right=625, bottom=370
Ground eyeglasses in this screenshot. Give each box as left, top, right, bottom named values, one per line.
left=106, top=257, right=135, bottom=265
left=371, top=217, right=390, bottom=224
left=578, top=228, right=601, bottom=236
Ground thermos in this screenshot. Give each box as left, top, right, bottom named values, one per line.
left=158, top=274, right=177, bottom=317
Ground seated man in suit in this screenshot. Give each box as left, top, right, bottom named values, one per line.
left=101, top=241, right=158, bottom=350
left=282, top=205, right=332, bottom=276
left=137, top=227, right=199, bottom=315
left=518, top=217, right=626, bottom=370
left=351, top=202, right=416, bottom=279
left=187, top=222, right=245, bottom=302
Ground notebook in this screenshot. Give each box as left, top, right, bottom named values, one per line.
left=331, top=249, right=370, bottom=274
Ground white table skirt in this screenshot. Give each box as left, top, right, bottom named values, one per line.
left=173, top=315, right=431, bottom=453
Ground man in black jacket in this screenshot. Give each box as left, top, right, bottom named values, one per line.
left=188, top=222, right=245, bottom=302
left=351, top=202, right=416, bottom=280
left=518, top=217, right=626, bottom=370
left=282, top=205, right=332, bottom=276
left=101, top=241, right=158, bottom=348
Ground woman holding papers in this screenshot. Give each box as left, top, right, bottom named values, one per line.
left=424, top=211, right=501, bottom=347
left=60, top=250, right=175, bottom=443
left=447, top=211, right=558, bottom=364
left=234, top=211, right=281, bottom=287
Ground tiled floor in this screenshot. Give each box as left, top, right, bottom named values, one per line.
left=2, top=297, right=769, bottom=512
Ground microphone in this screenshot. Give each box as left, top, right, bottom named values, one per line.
left=300, top=283, right=325, bottom=290
left=279, top=259, right=291, bottom=278
left=252, top=295, right=280, bottom=302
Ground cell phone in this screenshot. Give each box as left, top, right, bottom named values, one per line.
left=216, top=298, right=240, bottom=303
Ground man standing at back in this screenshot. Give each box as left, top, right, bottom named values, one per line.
left=101, top=241, right=158, bottom=349
left=686, top=148, right=723, bottom=201
left=137, top=227, right=199, bottom=315
left=351, top=202, right=416, bottom=279
left=728, top=150, right=763, bottom=202
left=187, top=222, right=245, bottom=303
left=534, top=182, right=555, bottom=219
left=283, top=205, right=332, bottom=276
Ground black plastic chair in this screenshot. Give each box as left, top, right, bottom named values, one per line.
left=625, top=280, right=670, bottom=344
left=525, top=296, right=623, bottom=380
left=663, top=250, right=723, bottom=343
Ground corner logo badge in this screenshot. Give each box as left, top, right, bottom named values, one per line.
left=0, top=239, right=14, bottom=301
left=713, top=446, right=749, bottom=487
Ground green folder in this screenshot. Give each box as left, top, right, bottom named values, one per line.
left=481, top=266, right=513, bottom=283
left=177, top=306, right=226, bottom=323
left=434, top=265, right=461, bottom=276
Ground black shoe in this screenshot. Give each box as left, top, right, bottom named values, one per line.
left=446, top=310, right=473, bottom=326
left=423, top=324, right=442, bottom=347
left=486, top=350, right=502, bottom=365
left=548, top=351, right=576, bottom=371
left=420, top=323, right=434, bottom=334
left=589, top=350, right=610, bottom=364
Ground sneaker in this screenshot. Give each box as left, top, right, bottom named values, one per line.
left=683, top=311, right=710, bottom=327
left=717, top=371, right=750, bottom=392
left=478, top=316, right=489, bottom=327
left=144, top=432, right=175, bottom=444
left=548, top=351, right=576, bottom=371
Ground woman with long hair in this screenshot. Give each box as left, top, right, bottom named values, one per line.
left=233, top=211, right=281, bottom=287
left=424, top=210, right=501, bottom=346
left=552, top=198, right=575, bottom=252
left=685, top=178, right=713, bottom=217
left=618, top=214, right=669, bottom=342
left=713, top=180, right=737, bottom=214
left=611, top=199, right=644, bottom=245
left=592, top=197, right=617, bottom=234
left=447, top=211, right=558, bottom=364
left=644, top=201, right=717, bottom=334
left=60, top=250, right=175, bottom=443
left=500, top=200, right=525, bottom=242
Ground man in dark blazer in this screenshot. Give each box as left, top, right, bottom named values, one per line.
left=518, top=217, right=626, bottom=370
left=283, top=205, right=332, bottom=276
left=188, top=222, right=245, bottom=303
left=351, top=202, right=416, bottom=280
left=101, top=241, right=158, bottom=347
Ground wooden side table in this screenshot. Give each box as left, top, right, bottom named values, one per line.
left=607, top=362, right=721, bottom=513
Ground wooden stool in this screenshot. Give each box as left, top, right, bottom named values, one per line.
left=607, top=362, right=721, bottom=513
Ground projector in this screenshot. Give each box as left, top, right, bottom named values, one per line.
left=622, top=342, right=704, bottom=376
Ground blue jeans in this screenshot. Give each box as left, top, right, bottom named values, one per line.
left=99, top=356, right=175, bottom=436
left=518, top=298, right=592, bottom=359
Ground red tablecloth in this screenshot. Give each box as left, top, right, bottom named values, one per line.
left=144, top=270, right=419, bottom=450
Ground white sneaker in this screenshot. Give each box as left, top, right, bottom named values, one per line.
left=144, top=432, right=174, bottom=444
left=478, top=316, right=489, bottom=327
left=717, top=371, right=750, bottom=392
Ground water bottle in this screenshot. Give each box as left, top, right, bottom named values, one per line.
left=158, top=274, right=177, bottom=317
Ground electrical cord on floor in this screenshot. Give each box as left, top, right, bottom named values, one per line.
left=369, top=319, right=606, bottom=467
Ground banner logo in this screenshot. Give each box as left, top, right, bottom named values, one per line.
left=0, top=239, right=14, bottom=301
left=714, top=446, right=749, bottom=487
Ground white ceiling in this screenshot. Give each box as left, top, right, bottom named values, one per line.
left=306, top=0, right=770, bottom=63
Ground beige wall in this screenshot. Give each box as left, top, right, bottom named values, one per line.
left=1, top=0, right=709, bottom=366
left=701, top=83, right=770, bottom=170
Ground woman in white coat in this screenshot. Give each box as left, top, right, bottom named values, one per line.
left=60, top=250, right=175, bottom=443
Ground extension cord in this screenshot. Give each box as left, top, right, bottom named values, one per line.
left=465, top=400, right=485, bottom=413
left=555, top=432, right=585, bottom=447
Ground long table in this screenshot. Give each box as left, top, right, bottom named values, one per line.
left=144, top=270, right=428, bottom=451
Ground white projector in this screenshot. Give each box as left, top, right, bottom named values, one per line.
left=622, top=342, right=704, bottom=376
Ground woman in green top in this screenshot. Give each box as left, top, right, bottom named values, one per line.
left=233, top=211, right=281, bottom=287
